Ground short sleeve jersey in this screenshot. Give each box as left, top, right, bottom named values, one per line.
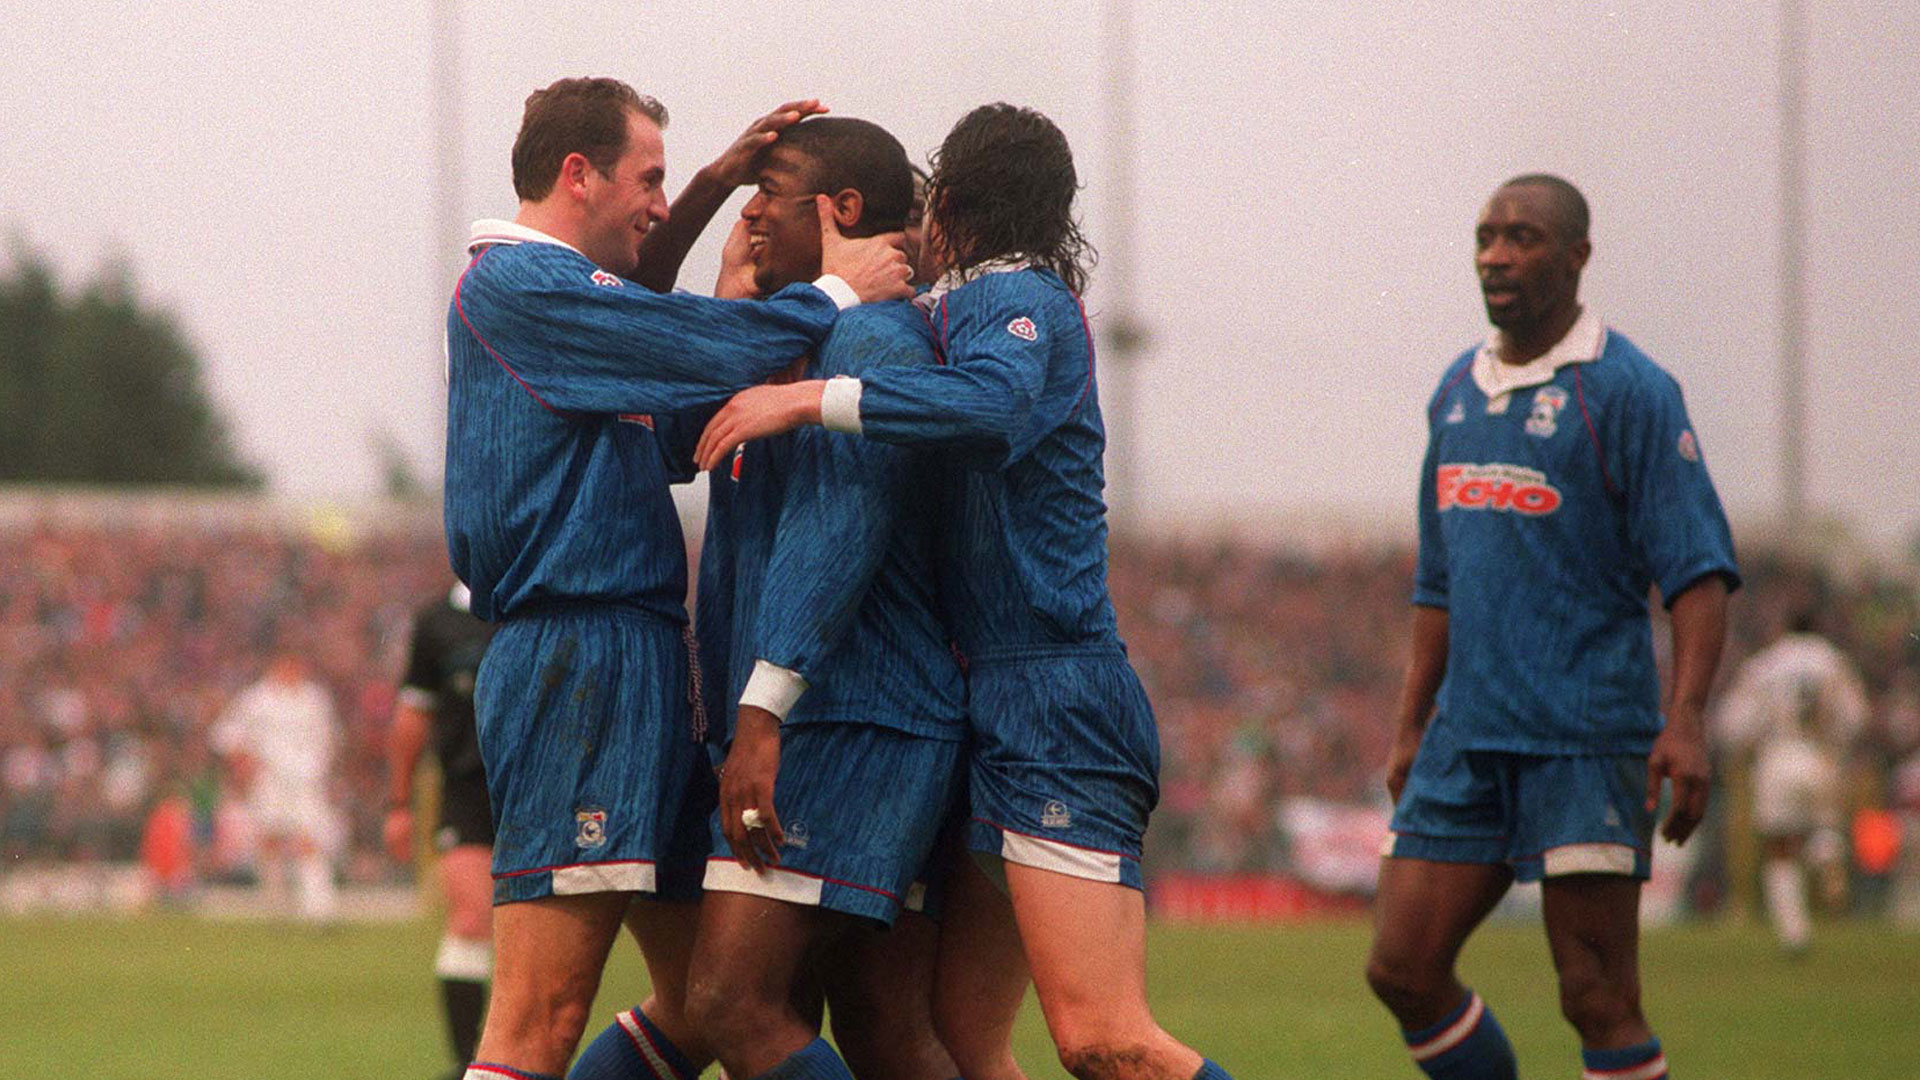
left=1413, top=312, right=1739, bottom=754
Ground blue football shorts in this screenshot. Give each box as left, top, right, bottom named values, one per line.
left=962, top=645, right=1161, bottom=891
left=704, top=720, right=966, bottom=926
left=476, top=606, right=715, bottom=905
left=1387, top=735, right=1655, bottom=881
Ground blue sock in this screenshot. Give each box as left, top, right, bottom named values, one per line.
left=1192, top=1060, right=1236, bottom=1079
left=1581, top=1038, right=1667, bottom=1080
left=567, top=1007, right=698, bottom=1080
left=751, top=1037, right=856, bottom=1080
left=1401, top=990, right=1518, bottom=1080
left=466, top=1064, right=564, bottom=1080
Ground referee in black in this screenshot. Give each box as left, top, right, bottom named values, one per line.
left=386, top=582, right=499, bottom=1080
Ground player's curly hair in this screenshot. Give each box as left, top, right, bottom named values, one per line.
left=927, top=103, right=1095, bottom=294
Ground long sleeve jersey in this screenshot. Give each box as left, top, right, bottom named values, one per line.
left=701, top=301, right=964, bottom=741
left=821, top=267, right=1120, bottom=658
left=443, top=220, right=843, bottom=623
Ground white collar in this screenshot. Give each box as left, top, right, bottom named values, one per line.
left=1472, top=306, right=1607, bottom=399
left=466, top=218, right=586, bottom=258
left=916, top=257, right=1032, bottom=310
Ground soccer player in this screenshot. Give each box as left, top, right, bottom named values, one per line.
left=693, top=104, right=1236, bottom=1080
left=1364, top=175, right=1739, bottom=1080
left=1714, top=609, right=1868, bottom=953
left=444, top=78, right=909, bottom=1080
left=385, top=581, right=499, bottom=1079
left=212, top=645, right=339, bottom=923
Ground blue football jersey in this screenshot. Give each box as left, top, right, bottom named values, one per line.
left=710, top=301, right=965, bottom=740
left=443, top=225, right=835, bottom=623
left=1414, top=319, right=1740, bottom=754
left=851, top=268, right=1120, bottom=656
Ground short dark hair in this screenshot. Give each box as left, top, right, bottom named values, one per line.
left=772, top=118, right=914, bottom=237
left=1501, top=173, right=1590, bottom=242
left=511, top=77, right=668, bottom=202
left=927, top=103, right=1095, bottom=293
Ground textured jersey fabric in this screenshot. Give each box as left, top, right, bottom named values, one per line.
left=1414, top=320, right=1739, bottom=754
left=444, top=224, right=838, bottom=624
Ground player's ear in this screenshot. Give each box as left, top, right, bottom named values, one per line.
left=827, top=189, right=863, bottom=232
left=559, top=152, right=594, bottom=199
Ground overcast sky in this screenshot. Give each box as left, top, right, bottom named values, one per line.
left=6, top=1, right=1916, bottom=546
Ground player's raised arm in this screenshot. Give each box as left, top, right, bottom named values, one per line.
left=630, top=99, right=829, bottom=293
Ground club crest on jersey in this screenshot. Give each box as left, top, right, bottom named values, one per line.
left=590, top=269, right=623, bottom=288
left=1525, top=386, right=1569, bottom=438
left=575, top=807, right=608, bottom=849
left=1436, top=463, right=1563, bottom=516
left=1006, top=316, right=1038, bottom=342
left=1445, top=400, right=1466, bottom=425
left=1041, top=800, right=1073, bottom=829
left=1677, top=429, right=1701, bottom=462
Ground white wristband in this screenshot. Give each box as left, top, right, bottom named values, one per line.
left=810, top=274, right=859, bottom=312
left=820, top=376, right=865, bottom=435
left=739, top=659, right=809, bottom=720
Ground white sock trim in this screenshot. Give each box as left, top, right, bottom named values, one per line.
left=1409, top=992, right=1484, bottom=1062
left=1582, top=1052, right=1668, bottom=1080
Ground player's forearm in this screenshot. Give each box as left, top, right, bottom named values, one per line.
left=1394, top=604, right=1450, bottom=732
left=1666, top=574, right=1731, bottom=722
left=386, top=703, right=432, bottom=806
left=630, top=166, right=738, bottom=293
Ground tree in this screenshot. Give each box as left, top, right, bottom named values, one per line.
left=0, top=243, right=261, bottom=487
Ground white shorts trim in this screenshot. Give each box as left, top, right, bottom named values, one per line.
left=552, top=861, right=655, bottom=895
left=1000, top=831, right=1123, bottom=884
left=703, top=859, right=827, bottom=906
left=1542, top=842, right=1637, bottom=877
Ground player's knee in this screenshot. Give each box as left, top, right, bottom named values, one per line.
left=1054, top=1033, right=1155, bottom=1080
left=684, top=971, right=774, bottom=1050
left=1364, top=952, right=1440, bottom=1016
left=1556, top=967, right=1641, bottom=1041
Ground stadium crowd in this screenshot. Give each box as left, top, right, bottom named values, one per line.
left=2, top=508, right=1917, bottom=895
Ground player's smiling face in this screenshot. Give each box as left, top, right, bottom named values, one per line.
left=581, top=111, right=669, bottom=278
left=740, top=145, right=823, bottom=294
left=1474, top=184, right=1587, bottom=338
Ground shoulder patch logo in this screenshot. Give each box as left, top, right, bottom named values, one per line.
left=1445, top=401, right=1466, bottom=425
left=1677, top=430, right=1700, bottom=462
left=590, top=269, right=623, bottom=288
left=1006, top=316, right=1038, bottom=342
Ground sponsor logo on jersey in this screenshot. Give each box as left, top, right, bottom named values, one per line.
left=575, top=807, right=608, bottom=849
left=783, top=820, right=809, bottom=849
left=590, top=269, right=623, bottom=288
left=1445, top=400, right=1466, bottom=425
left=1040, top=800, right=1073, bottom=829
left=1006, top=316, right=1038, bottom=342
left=1525, top=385, right=1569, bottom=438
left=616, top=413, right=655, bottom=429
left=1436, top=463, right=1563, bottom=516
left=1677, top=429, right=1701, bottom=462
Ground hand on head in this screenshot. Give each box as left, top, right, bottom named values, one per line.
left=816, top=195, right=912, bottom=303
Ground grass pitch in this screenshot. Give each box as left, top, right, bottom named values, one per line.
left=4, top=913, right=1915, bottom=1078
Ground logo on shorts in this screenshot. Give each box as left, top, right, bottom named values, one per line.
left=575, top=807, right=608, bottom=849
left=1006, top=316, right=1038, bottom=342
left=1525, top=385, right=1569, bottom=438
left=590, top=269, right=623, bottom=288
left=1040, top=800, right=1073, bottom=829
left=1603, top=805, right=1622, bottom=828
left=783, top=819, right=809, bottom=849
